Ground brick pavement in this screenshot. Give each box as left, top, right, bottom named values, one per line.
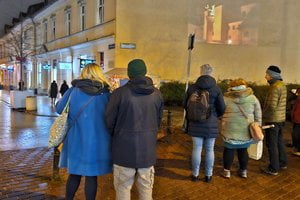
left=1, top=115, right=300, bottom=199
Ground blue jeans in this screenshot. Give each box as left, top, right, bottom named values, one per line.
left=192, top=137, right=216, bottom=177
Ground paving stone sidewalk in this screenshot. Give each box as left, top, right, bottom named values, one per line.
left=1, top=108, right=300, bottom=200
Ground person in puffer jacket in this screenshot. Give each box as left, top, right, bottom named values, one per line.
left=261, top=65, right=287, bottom=176
left=183, top=64, right=225, bottom=183
left=221, top=79, right=262, bottom=179
left=105, top=59, right=163, bottom=200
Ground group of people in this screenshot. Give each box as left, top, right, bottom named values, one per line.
left=53, top=59, right=299, bottom=199
left=184, top=64, right=290, bottom=182
left=55, top=59, right=163, bottom=200
left=49, top=80, right=69, bottom=105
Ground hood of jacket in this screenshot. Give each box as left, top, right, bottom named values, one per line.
left=71, top=79, right=109, bottom=95
left=127, top=76, right=155, bottom=95
left=225, top=87, right=253, bottom=104
left=195, top=75, right=217, bottom=90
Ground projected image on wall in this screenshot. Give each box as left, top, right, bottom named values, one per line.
left=190, top=2, right=259, bottom=45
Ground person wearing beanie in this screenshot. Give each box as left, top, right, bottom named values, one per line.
left=261, top=65, right=287, bottom=176
left=183, top=64, right=225, bottom=183
left=105, top=59, right=163, bottom=200
left=200, top=64, right=213, bottom=76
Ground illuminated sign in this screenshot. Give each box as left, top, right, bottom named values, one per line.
left=7, top=66, right=14, bottom=71
left=80, top=59, right=95, bottom=68
left=42, top=64, right=51, bottom=70
left=59, top=62, right=72, bottom=69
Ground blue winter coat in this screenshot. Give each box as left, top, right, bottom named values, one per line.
left=183, top=75, right=226, bottom=138
left=55, top=86, right=112, bottom=176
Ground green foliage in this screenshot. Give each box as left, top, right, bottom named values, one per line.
left=159, top=81, right=186, bottom=106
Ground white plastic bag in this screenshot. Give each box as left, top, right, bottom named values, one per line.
left=248, top=141, right=263, bottom=160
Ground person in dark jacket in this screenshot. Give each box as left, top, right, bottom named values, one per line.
left=291, top=88, right=300, bottom=156
left=183, top=64, right=225, bottom=183
left=59, top=80, right=69, bottom=97
left=105, top=59, right=163, bottom=200
left=261, top=65, right=287, bottom=176
left=49, top=80, right=58, bottom=105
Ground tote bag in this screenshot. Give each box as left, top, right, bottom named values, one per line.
left=48, top=98, right=70, bottom=148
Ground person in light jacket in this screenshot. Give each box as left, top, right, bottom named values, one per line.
left=105, top=59, right=163, bottom=200
left=55, top=63, right=112, bottom=200
left=221, top=79, right=262, bottom=179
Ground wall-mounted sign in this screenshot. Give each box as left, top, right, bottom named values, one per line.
left=120, top=43, right=136, bottom=49
left=108, top=44, right=115, bottom=49
left=59, top=62, right=72, bottom=69
left=7, top=66, right=14, bottom=71
left=42, top=64, right=51, bottom=70
left=79, top=59, right=95, bottom=68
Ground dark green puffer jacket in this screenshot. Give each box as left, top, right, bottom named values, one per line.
left=263, top=80, right=287, bottom=122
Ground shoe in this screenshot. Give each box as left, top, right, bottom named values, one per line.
left=205, top=176, right=212, bottom=183
left=238, top=169, right=247, bottom=178
left=190, top=175, right=200, bottom=182
left=222, top=169, right=231, bottom=179
left=280, top=166, right=288, bottom=170
left=293, top=152, right=300, bottom=156
left=260, top=167, right=278, bottom=176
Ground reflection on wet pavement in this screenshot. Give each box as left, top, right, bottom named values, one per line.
left=0, top=90, right=56, bottom=151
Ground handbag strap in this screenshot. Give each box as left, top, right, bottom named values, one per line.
left=236, top=104, right=249, bottom=120
left=67, top=96, right=96, bottom=131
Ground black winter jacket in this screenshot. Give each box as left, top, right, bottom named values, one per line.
left=105, top=76, right=164, bottom=168
left=183, top=75, right=225, bottom=138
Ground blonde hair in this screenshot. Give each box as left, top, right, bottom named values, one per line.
left=229, top=78, right=248, bottom=88
left=79, top=63, right=110, bottom=86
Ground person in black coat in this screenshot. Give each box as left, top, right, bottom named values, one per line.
left=59, top=80, right=69, bottom=97
left=183, top=64, right=226, bottom=183
left=105, top=59, right=163, bottom=200
left=49, top=80, right=58, bottom=105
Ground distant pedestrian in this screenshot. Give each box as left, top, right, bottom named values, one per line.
left=221, top=79, right=262, bottom=179
left=49, top=80, right=58, bottom=105
left=59, top=80, right=69, bottom=97
left=183, top=64, right=225, bottom=183
left=105, top=59, right=163, bottom=200
left=291, top=88, right=300, bottom=156
left=55, top=63, right=112, bottom=199
left=261, top=65, right=287, bottom=175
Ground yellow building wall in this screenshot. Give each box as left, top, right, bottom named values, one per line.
left=114, top=0, right=300, bottom=83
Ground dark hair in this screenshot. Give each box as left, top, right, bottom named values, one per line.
left=268, top=65, right=281, bottom=73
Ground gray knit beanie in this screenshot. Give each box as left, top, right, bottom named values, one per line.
left=200, top=64, right=213, bottom=75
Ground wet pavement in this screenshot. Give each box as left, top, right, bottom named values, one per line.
left=0, top=89, right=300, bottom=199
left=0, top=90, right=56, bottom=151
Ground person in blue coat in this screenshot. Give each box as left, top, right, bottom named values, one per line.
left=183, top=64, right=225, bottom=183
left=55, top=63, right=112, bottom=200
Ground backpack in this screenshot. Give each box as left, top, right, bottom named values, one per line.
left=187, top=89, right=211, bottom=122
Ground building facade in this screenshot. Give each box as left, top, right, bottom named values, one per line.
left=0, top=0, right=299, bottom=92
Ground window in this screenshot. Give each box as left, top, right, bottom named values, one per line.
left=51, top=16, right=56, bottom=40
left=80, top=4, right=85, bottom=31
left=65, top=10, right=71, bottom=35
left=43, top=20, right=48, bottom=43
left=98, top=0, right=104, bottom=24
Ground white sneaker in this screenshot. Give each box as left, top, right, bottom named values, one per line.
left=223, top=169, right=230, bottom=178
left=238, top=169, right=247, bottom=178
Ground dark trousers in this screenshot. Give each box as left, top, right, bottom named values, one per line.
left=265, top=122, right=287, bottom=171
left=66, top=174, right=97, bottom=200
left=223, top=147, right=249, bottom=170
left=293, top=123, right=300, bottom=152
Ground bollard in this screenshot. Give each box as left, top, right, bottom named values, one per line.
left=166, top=110, right=172, bottom=143
left=52, top=146, right=61, bottom=181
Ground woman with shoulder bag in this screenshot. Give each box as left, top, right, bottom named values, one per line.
left=221, top=79, right=262, bottom=179
left=55, top=63, right=112, bottom=200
